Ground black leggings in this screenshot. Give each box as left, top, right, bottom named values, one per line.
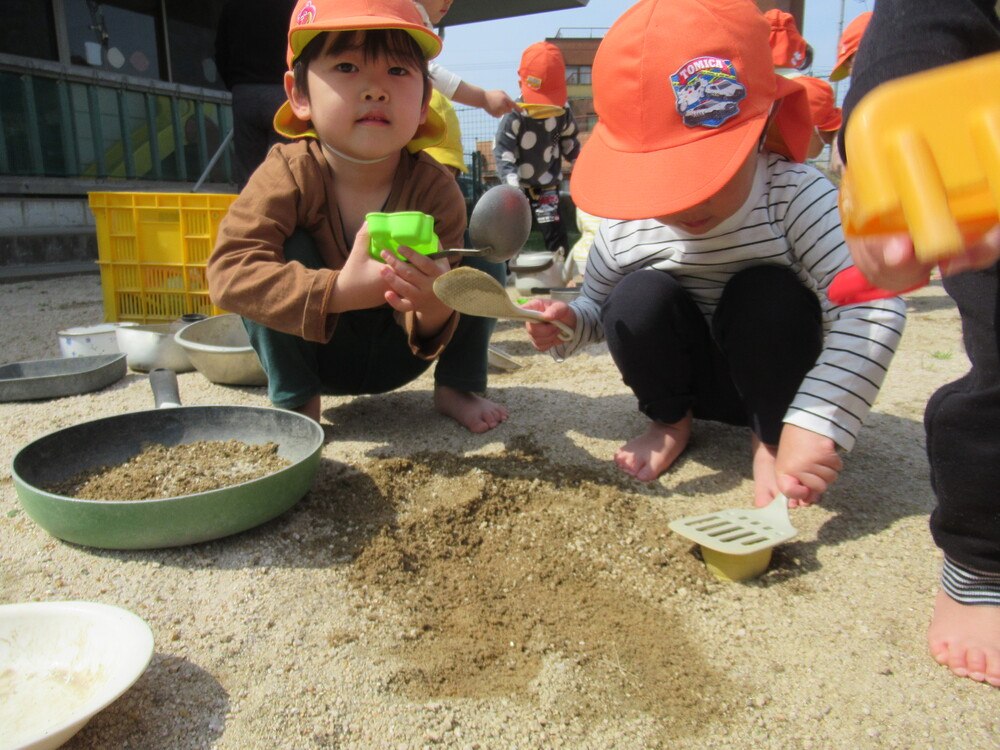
left=600, top=265, right=823, bottom=445
left=927, top=263, right=1000, bottom=574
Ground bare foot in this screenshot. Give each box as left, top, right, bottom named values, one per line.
left=927, top=589, right=1000, bottom=687
left=751, top=435, right=781, bottom=507
left=434, top=385, right=508, bottom=433
left=614, top=412, right=692, bottom=482
left=292, top=394, right=321, bottom=423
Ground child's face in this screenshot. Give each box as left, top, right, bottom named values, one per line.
left=416, top=0, right=453, bottom=26
left=653, top=148, right=759, bottom=234
left=286, top=32, right=428, bottom=163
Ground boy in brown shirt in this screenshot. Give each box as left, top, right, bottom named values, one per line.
left=208, top=0, right=507, bottom=433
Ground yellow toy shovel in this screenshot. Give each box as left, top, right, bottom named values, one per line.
left=668, top=494, right=797, bottom=582
left=831, top=51, right=1000, bottom=304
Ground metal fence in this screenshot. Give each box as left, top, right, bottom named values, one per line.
left=0, top=54, right=234, bottom=185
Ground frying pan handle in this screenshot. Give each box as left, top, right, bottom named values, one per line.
left=149, top=368, right=182, bottom=409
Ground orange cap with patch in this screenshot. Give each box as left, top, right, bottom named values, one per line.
left=273, top=0, right=445, bottom=151
left=518, top=41, right=568, bottom=108
left=830, top=11, right=872, bottom=82
left=764, top=8, right=808, bottom=70
left=570, top=0, right=812, bottom=220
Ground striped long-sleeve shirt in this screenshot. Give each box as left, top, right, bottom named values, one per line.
left=561, top=152, right=906, bottom=451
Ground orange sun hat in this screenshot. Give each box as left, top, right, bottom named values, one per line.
left=518, top=41, right=568, bottom=108
left=830, top=11, right=872, bottom=82
left=764, top=8, right=808, bottom=70
left=570, top=0, right=812, bottom=220
left=273, top=0, right=445, bottom=151
left=795, top=76, right=842, bottom=132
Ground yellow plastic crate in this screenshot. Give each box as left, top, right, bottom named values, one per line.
left=88, top=191, right=238, bottom=323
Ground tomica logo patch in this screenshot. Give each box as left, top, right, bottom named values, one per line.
left=670, top=56, right=747, bottom=128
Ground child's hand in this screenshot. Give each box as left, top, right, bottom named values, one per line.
left=845, top=233, right=934, bottom=292
left=483, top=89, right=517, bottom=117
left=378, top=245, right=452, bottom=334
left=773, top=424, right=843, bottom=507
left=846, top=223, right=1000, bottom=291
left=939, top=224, right=1000, bottom=276
left=521, top=298, right=576, bottom=351
left=330, top=222, right=395, bottom=312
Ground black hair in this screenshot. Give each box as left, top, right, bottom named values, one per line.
left=291, top=29, right=431, bottom=102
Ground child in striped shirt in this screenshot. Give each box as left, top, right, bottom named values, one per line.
left=523, top=0, right=906, bottom=508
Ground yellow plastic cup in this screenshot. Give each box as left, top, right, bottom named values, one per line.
left=700, top=546, right=773, bottom=583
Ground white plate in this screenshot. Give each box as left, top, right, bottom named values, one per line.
left=0, top=601, right=154, bottom=750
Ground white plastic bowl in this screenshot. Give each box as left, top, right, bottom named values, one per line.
left=173, top=313, right=267, bottom=386
left=0, top=601, right=154, bottom=750
left=57, top=324, right=124, bottom=358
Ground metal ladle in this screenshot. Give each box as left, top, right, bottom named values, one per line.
left=426, top=184, right=531, bottom=263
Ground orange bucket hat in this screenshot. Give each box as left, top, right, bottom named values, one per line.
left=273, top=0, right=446, bottom=151
left=764, top=8, right=808, bottom=70
left=795, top=76, right=842, bottom=133
left=571, top=0, right=812, bottom=220
left=830, top=11, right=872, bottom=82
left=518, top=41, right=568, bottom=108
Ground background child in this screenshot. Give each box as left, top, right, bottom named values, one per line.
left=795, top=76, right=842, bottom=160
left=764, top=7, right=812, bottom=76
left=839, top=0, right=1000, bottom=688
left=414, top=0, right=515, bottom=117
left=214, top=0, right=297, bottom=189
left=570, top=206, right=603, bottom=280
left=523, top=0, right=906, bottom=508
left=493, top=41, right=581, bottom=257
left=830, top=11, right=874, bottom=83
left=424, top=90, right=466, bottom=179
left=208, top=0, right=507, bottom=434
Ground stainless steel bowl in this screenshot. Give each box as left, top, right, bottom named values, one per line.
left=173, top=314, right=267, bottom=386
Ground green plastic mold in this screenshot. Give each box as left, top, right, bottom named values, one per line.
left=366, top=211, right=440, bottom=262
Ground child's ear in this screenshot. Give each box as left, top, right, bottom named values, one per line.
left=285, top=70, right=311, bottom=121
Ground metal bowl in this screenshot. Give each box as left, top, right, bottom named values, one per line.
left=0, top=354, right=126, bottom=402
left=115, top=323, right=194, bottom=373
left=173, top=314, right=267, bottom=386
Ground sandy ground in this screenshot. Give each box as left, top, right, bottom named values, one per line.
left=1, top=273, right=997, bottom=749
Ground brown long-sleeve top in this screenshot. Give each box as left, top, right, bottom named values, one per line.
left=208, top=139, right=467, bottom=358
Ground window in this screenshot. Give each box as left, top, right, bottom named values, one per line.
left=167, top=0, right=225, bottom=89
left=565, top=65, right=591, bottom=86
left=63, top=0, right=162, bottom=79
left=0, top=0, right=58, bottom=60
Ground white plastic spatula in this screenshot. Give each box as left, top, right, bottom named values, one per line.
left=433, top=267, right=574, bottom=340
left=669, top=493, right=797, bottom=554
left=669, top=494, right=797, bottom=582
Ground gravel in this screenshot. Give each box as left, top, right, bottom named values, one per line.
left=1, top=273, right=997, bottom=749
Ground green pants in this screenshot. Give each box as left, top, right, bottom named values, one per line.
left=244, top=229, right=504, bottom=410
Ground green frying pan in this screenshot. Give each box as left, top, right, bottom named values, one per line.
left=11, top=369, right=324, bottom=549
